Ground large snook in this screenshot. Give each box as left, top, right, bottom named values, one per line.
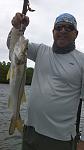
left=8, top=35, right=28, bottom=135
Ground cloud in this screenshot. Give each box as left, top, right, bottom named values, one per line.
left=0, top=0, right=84, bottom=67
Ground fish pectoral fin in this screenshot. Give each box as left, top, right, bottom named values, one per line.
left=7, top=65, right=15, bottom=80
left=9, top=115, right=24, bottom=135
left=7, top=68, right=10, bottom=80
left=21, top=91, right=26, bottom=104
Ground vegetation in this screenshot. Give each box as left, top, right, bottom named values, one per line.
left=0, top=61, right=34, bottom=85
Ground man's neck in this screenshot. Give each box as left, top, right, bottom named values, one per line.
left=52, top=41, right=75, bottom=54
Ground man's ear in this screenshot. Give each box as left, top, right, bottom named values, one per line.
left=52, top=29, right=54, bottom=34
left=74, top=30, right=78, bottom=39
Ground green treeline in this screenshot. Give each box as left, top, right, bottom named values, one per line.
left=0, top=61, right=34, bottom=85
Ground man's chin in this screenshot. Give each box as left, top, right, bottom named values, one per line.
left=56, top=41, right=69, bottom=48
left=57, top=44, right=68, bottom=48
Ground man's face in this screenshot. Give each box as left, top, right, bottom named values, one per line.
left=53, top=22, right=78, bottom=48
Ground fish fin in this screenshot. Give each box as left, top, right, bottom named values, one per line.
left=7, top=66, right=15, bottom=80
left=7, top=68, right=10, bottom=80
left=16, top=118, right=24, bottom=133
left=9, top=115, right=16, bottom=135
left=8, top=97, right=13, bottom=109
left=9, top=115, right=24, bottom=135
left=21, top=91, right=26, bottom=104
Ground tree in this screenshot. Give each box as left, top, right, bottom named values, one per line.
left=0, top=61, right=10, bottom=83
left=26, top=67, right=34, bottom=85
left=0, top=61, right=34, bottom=85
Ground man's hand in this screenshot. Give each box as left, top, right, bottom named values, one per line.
left=77, top=140, right=84, bottom=150
left=11, top=12, right=29, bottom=29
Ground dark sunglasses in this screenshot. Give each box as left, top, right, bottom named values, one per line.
left=54, top=24, right=75, bottom=32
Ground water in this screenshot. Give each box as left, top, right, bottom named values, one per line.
left=0, top=84, right=29, bottom=150
left=0, top=84, right=84, bottom=150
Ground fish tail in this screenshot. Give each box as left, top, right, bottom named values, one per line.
left=9, top=115, right=24, bottom=135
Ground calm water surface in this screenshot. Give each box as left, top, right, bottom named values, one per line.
left=0, top=84, right=84, bottom=150
left=0, top=84, right=29, bottom=150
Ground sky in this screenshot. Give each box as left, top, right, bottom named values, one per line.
left=0, top=0, right=84, bottom=68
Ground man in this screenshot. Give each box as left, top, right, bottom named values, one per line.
left=7, top=12, right=84, bottom=150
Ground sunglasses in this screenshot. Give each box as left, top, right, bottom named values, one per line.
left=54, top=24, right=75, bottom=32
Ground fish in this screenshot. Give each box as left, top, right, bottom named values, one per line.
left=7, top=34, right=28, bottom=135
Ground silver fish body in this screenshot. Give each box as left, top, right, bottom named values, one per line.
left=8, top=35, right=28, bottom=135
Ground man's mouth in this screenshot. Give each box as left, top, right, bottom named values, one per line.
left=58, top=37, right=67, bottom=41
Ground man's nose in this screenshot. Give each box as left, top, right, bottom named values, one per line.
left=60, top=27, right=66, bottom=32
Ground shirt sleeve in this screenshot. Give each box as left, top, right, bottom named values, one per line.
left=27, top=42, right=41, bottom=62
